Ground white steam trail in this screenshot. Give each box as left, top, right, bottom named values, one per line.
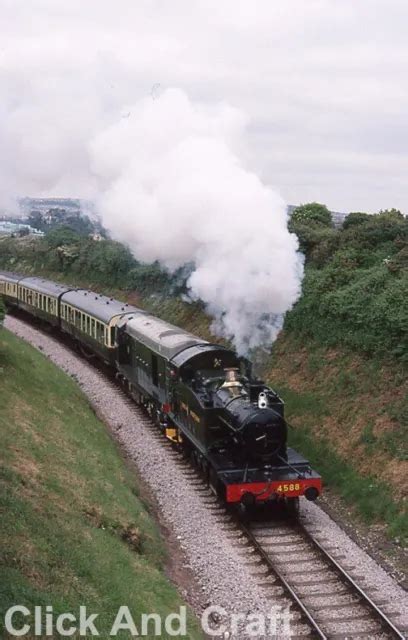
left=90, top=89, right=303, bottom=353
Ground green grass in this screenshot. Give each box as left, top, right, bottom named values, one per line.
left=0, top=329, right=202, bottom=639
left=275, top=384, right=408, bottom=543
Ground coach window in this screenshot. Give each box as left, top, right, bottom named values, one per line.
left=110, top=326, right=115, bottom=347
left=90, top=318, right=95, bottom=338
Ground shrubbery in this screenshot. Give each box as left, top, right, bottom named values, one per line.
left=0, top=231, right=173, bottom=295
left=287, top=207, right=408, bottom=361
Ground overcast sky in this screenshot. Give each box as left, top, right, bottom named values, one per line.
left=1, top=0, right=408, bottom=213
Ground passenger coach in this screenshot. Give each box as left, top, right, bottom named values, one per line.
left=60, top=289, right=141, bottom=364
left=0, top=271, right=21, bottom=306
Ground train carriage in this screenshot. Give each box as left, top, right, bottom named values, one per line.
left=60, top=289, right=142, bottom=365
left=0, top=271, right=21, bottom=306
left=17, top=276, right=71, bottom=327
left=116, top=314, right=209, bottom=406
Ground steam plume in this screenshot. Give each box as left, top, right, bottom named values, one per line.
left=91, top=89, right=303, bottom=353
left=1, top=81, right=303, bottom=353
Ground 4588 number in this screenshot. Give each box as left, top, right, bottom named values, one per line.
left=276, top=483, right=300, bottom=493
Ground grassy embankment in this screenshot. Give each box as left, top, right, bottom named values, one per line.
left=0, top=328, right=202, bottom=639
left=260, top=334, right=407, bottom=542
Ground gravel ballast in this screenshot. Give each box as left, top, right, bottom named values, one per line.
left=4, top=315, right=408, bottom=638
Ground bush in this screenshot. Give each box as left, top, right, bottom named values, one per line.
left=289, top=203, right=336, bottom=261
left=45, top=226, right=82, bottom=248
left=290, top=202, right=333, bottom=228
left=285, top=206, right=408, bottom=361
left=343, top=211, right=371, bottom=229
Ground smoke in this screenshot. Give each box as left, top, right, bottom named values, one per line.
left=90, top=89, right=303, bottom=353
left=1, top=68, right=302, bottom=353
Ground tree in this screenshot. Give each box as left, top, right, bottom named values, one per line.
left=45, top=226, right=81, bottom=248
left=28, top=210, right=44, bottom=230
left=289, top=202, right=333, bottom=229
left=378, top=208, right=405, bottom=220
left=288, top=202, right=335, bottom=261
left=343, top=212, right=370, bottom=230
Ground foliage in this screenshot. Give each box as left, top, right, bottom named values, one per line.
left=342, top=211, right=370, bottom=229
left=0, top=330, right=201, bottom=639
left=290, top=201, right=333, bottom=227
left=289, top=202, right=334, bottom=258
left=45, top=225, right=83, bottom=248
left=286, top=206, right=408, bottom=361
left=0, top=234, right=173, bottom=295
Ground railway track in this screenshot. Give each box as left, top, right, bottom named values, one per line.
left=239, top=517, right=406, bottom=639
left=159, top=438, right=407, bottom=639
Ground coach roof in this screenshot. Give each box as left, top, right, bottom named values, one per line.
left=61, top=289, right=144, bottom=324
left=0, top=271, right=23, bottom=284
left=124, top=313, right=208, bottom=360
left=19, top=276, right=72, bottom=297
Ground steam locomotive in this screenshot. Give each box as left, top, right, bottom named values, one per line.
left=0, top=271, right=322, bottom=512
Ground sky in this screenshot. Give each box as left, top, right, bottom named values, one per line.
left=1, top=0, right=408, bottom=213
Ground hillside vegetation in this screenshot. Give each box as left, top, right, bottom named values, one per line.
left=0, top=329, right=201, bottom=639
left=287, top=204, right=408, bottom=361
left=0, top=205, right=407, bottom=542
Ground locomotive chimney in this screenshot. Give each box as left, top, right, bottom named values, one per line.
left=222, top=368, right=240, bottom=386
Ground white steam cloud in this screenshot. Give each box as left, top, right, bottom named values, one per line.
left=1, top=80, right=303, bottom=354
left=90, top=89, right=303, bottom=353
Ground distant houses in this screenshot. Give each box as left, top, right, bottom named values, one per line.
left=0, top=220, right=44, bottom=237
